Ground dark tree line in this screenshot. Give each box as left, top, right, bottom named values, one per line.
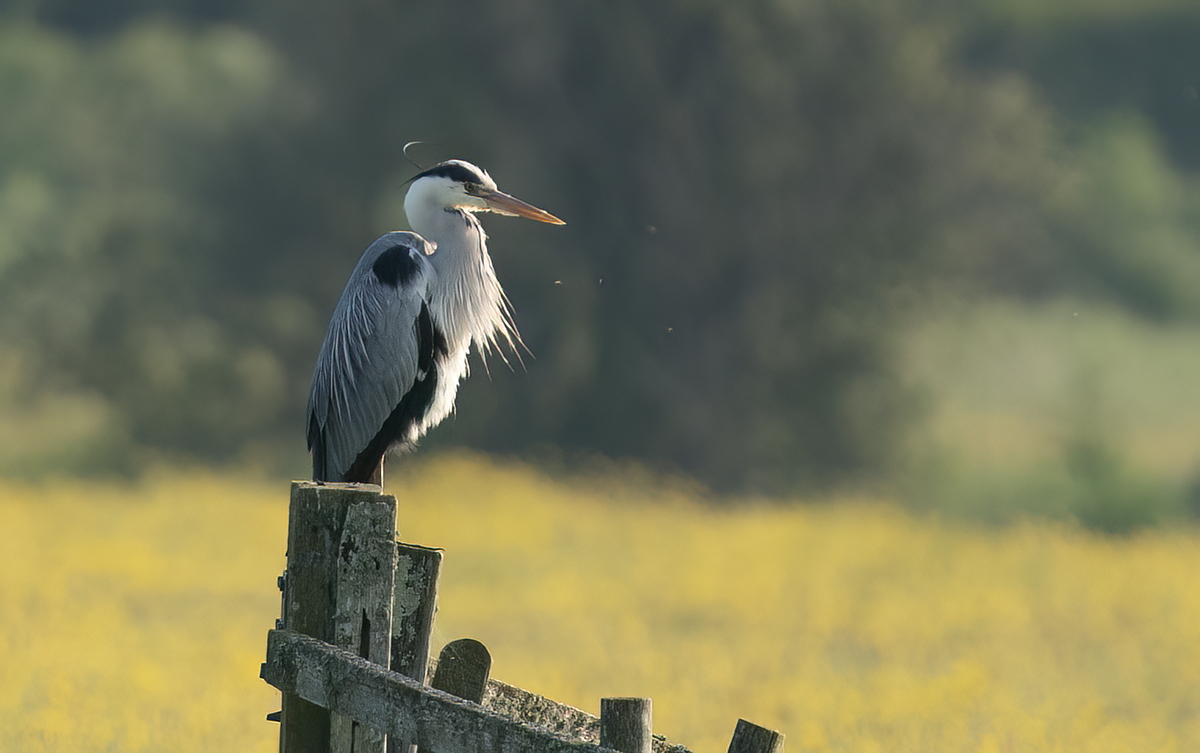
left=3, top=0, right=1200, bottom=490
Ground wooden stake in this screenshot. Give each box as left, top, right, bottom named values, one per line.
left=279, top=482, right=396, bottom=753
left=388, top=544, right=443, bottom=753
left=390, top=543, right=443, bottom=682
left=430, top=639, right=492, bottom=703
left=600, top=698, right=652, bottom=753
left=330, top=496, right=398, bottom=753
left=726, top=719, right=784, bottom=753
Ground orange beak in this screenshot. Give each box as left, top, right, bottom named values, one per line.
left=481, top=190, right=565, bottom=225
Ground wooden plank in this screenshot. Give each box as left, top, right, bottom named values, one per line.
left=601, top=699, right=652, bottom=753
left=332, top=499, right=397, bottom=663
left=280, top=482, right=396, bottom=753
left=265, top=629, right=625, bottom=753
left=482, top=677, right=600, bottom=745
left=390, top=543, right=442, bottom=682
left=388, top=546, right=442, bottom=753
left=480, top=678, right=691, bottom=753
left=726, top=719, right=784, bottom=753
left=330, top=496, right=398, bottom=753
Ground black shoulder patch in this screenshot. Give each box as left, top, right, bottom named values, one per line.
left=372, top=244, right=421, bottom=288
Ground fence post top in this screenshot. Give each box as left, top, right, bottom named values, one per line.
left=291, top=479, right=384, bottom=494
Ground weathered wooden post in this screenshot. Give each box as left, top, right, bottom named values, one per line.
left=430, top=638, right=493, bottom=703
left=387, top=543, right=443, bottom=753
left=414, top=639, right=493, bottom=753
left=279, top=482, right=398, bottom=753
left=264, top=481, right=784, bottom=753
left=390, top=543, right=442, bottom=682
left=600, top=698, right=653, bottom=753
left=726, top=719, right=785, bottom=753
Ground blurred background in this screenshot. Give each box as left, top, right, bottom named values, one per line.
left=3, top=0, right=1200, bottom=531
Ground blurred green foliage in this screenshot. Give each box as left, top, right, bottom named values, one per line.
left=2, top=1, right=1200, bottom=507
left=897, top=297, right=1200, bottom=532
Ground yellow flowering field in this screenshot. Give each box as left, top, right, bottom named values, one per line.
left=2, top=453, right=1198, bottom=752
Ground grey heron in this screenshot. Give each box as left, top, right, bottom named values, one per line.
left=306, top=160, right=564, bottom=485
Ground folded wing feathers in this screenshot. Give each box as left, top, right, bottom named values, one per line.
left=308, top=241, right=434, bottom=480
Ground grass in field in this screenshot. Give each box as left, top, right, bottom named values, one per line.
left=3, top=454, right=1200, bottom=752
left=0, top=470, right=285, bottom=751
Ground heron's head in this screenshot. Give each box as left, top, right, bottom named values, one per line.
left=404, top=159, right=564, bottom=225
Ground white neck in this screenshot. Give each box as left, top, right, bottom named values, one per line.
left=403, top=181, right=517, bottom=355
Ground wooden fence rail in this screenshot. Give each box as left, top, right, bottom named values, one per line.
left=262, top=482, right=784, bottom=753
left=266, top=628, right=628, bottom=753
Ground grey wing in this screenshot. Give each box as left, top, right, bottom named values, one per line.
left=307, top=241, right=434, bottom=481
